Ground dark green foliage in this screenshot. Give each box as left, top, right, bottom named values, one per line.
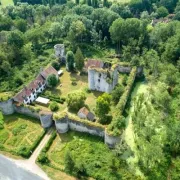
left=95, top=93, right=112, bottom=124
left=66, top=51, right=75, bottom=71
left=47, top=74, right=58, bottom=87
left=49, top=101, right=59, bottom=112
left=51, top=60, right=60, bottom=70
left=38, top=152, right=49, bottom=164
left=111, top=84, right=124, bottom=104
left=75, top=47, right=84, bottom=72
left=156, top=6, right=169, bottom=18
left=0, top=113, right=4, bottom=129
left=38, top=130, right=56, bottom=164
left=63, top=138, right=136, bottom=179
left=41, top=91, right=65, bottom=104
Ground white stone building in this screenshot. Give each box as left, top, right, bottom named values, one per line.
left=13, top=66, right=58, bottom=105
left=86, top=60, right=118, bottom=93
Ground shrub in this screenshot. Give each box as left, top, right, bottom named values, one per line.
left=14, top=76, right=23, bottom=86
left=51, top=60, right=60, bottom=70
left=49, top=101, right=59, bottom=112
left=111, top=84, right=124, bottom=104
left=47, top=74, right=58, bottom=87
left=71, top=77, right=77, bottom=85
left=38, top=152, right=49, bottom=164
left=66, top=91, right=86, bottom=111
left=156, top=6, right=169, bottom=18
left=0, top=113, right=4, bottom=129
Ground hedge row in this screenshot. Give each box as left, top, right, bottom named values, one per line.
left=41, top=93, right=66, bottom=104
left=18, top=129, right=46, bottom=158
left=0, top=130, right=46, bottom=158
left=107, top=67, right=137, bottom=136
left=37, top=129, right=57, bottom=164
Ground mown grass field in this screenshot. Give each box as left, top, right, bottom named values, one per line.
left=0, top=0, right=14, bottom=7
left=0, top=113, right=45, bottom=157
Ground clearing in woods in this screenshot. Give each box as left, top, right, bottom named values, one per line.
left=0, top=0, right=14, bottom=7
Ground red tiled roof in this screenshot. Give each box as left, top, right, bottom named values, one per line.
left=40, top=66, right=58, bottom=79
left=78, top=107, right=90, bottom=116
left=85, top=59, right=104, bottom=69
left=13, top=74, right=45, bottom=103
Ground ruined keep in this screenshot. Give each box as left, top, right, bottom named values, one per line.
left=88, top=61, right=118, bottom=93
left=54, top=44, right=65, bottom=60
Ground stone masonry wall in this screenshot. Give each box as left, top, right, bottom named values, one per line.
left=14, top=105, right=40, bottom=119
left=0, top=99, right=14, bottom=115
left=55, top=115, right=119, bottom=147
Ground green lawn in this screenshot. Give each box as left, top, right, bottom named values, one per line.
left=41, top=67, right=103, bottom=114
left=0, top=0, right=14, bottom=7
left=0, top=113, right=45, bottom=157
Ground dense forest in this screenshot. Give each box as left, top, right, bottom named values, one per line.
left=0, top=0, right=180, bottom=179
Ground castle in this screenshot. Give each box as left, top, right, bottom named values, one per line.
left=85, top=59, right=118, bottom=93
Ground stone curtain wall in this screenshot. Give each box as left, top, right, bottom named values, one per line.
left=14, top=105, right=40, bottom=119
left=55, top=114, right=119, bottom=147
left=0, top=99, right=14, bottom=115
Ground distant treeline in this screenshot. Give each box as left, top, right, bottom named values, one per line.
left=13, top=0, right=67, bottom=5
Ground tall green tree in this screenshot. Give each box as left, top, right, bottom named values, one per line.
left=75, top=48, right=84, bottom=73
left=66, top=51, right=75, bottom=71
left=95, top=93, right=111, bottom=124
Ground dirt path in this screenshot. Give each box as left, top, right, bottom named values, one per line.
left=3, top=128, right=54, bottom=180
left=124, top=82, right=148, bottom=178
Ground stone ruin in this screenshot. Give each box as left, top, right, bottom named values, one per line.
left=54, top=44, right=66, bottom=62
left=87, top=60, right=119, bottom=93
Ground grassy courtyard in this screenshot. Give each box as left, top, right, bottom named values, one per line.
left=39, top=67, right=103, bottom=114
left=0, top=113, right=45, bottom=158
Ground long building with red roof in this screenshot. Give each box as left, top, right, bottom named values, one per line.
left=13, top=66, right=58, bottom=105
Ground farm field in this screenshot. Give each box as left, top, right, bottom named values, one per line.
left=0, top=113, right=45, bottom=158
left=0, top=0, right=14, bottom=6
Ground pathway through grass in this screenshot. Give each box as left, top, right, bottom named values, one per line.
left=124, top=82, right=149, bottom=178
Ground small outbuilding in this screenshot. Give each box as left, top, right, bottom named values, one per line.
left=77, top=107, right=95, bottom=121
left=35, top=97, right=50, bottom=105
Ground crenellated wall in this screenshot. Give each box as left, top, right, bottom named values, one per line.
left=0, top=99, right=14, bottom=115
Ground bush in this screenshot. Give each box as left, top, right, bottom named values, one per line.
left=71, top=77, right=77, bottom=85
left=111, top=84, right=124, bottom=104
left=49, top=101, right=59, bottom=112
left=51, top=60, right=60, bottom=70
left=0, top=113, right=4, bottom=129
left=47, top=74, right=58, bottom=87
left=14, top=76, right=23, bottom=86
left=66, top=91, right=86, bottom=111
left=38, top=152, right=49, bottom=164
left=156, top=6, right=169, bottom=18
